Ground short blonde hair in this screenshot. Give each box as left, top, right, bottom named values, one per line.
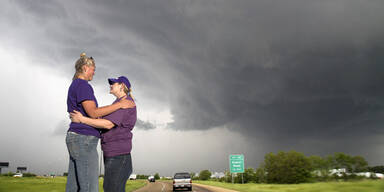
left=72, top=52, right=95, bottom=80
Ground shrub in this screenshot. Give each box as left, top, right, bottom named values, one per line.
left=22, top=172, right=37, bottom=177
left=264, top=151, right=312, bottom=184
left=1, top=172, right=15, bottom=177
left=154, top=173, right=160, bottom=180
left=199, top=170, right=211, bottom=180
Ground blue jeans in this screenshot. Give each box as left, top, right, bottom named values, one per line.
left=65, top=131, right=99, bottom=192
left=103, top=154, right=132, bottom=192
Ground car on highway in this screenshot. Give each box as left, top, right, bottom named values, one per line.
left=129, top=174, right=137, bottom=180
left=13, top=173, right=23, bottom=177
left=148, top=175, right=155, bottom=182
left=173, top=172, right=192, bottom=191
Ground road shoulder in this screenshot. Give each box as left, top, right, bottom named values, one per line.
left=193, top=183, right=239, bottom=192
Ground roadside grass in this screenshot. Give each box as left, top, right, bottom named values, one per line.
left=0, top=176, right=147, bottom=192
left=194, top=180, right=384, bottom=192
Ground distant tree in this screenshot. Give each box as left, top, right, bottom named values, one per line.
left=190, top=172, right=199, bottom=180
left=264, top=151, right=312, bottom=184
left=233, top=168, right=255, bottom=183
left=369, top=166, right=384, bottom=173
left=254, top=166, right=266, bottom=183
left=136, top=174, right=149, bottom=179
left=223, top=171, right=232, bottom=183
left=330, top=152, right=354, bottom=172
left=154, top=173, right=160, bottom=180
left=232, top=173, right=239, bottom=183
left=199, top=170, right=212, bottom=180
left=308, top=155, right=331, bottom=180
left=309, top=155, right=330, bottom=171
left=351, top=156, right=368, bottom=172
left=322, top=153, right=371, bottom=181
left=63, top=172, right=68, bottom=176
left=242, top=168, right=256, bottom=183
left=327, top=153, right=368, bottom=173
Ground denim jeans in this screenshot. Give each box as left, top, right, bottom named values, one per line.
left=65, top=131, right=99, bottom=192
left=103, top=154, right=132, bottom=192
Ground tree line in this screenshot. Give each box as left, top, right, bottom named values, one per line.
left=193, top=151, right=383, bottom=184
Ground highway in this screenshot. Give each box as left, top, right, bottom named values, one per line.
left=133, top=180, right=238, bottom=192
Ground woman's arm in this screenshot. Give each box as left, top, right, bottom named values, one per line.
left=82, top=99, right=135, bottom=118
left=70, top=110, right=114, bottom=129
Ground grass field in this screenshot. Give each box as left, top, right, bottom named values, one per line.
left=2, top=176, right=384, bottom=192
left=195, top=180, right=384, bottom=192
left=0, top=176, right=147, bottom=192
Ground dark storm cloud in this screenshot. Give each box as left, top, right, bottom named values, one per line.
left=4, top=0, right=384, bottom=161
left=154, top=1, right=384, bottom=140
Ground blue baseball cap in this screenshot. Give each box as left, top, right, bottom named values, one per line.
left=108, top=76, right=131, bottom=89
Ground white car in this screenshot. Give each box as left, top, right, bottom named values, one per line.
left=148, top=175, right=155, bottom=182
left=13, top=173, right=23, bottom=177
left=129, top=174, right=137, bottom=180
left=173, top=172, right=192, bottom=191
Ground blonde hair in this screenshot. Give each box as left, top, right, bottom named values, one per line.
left=72, top=52, right=95, bottom=81
left=121, top=83, right=134, bottom=100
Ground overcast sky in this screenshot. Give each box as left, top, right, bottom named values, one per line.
left=1, top=0, right=384, bottom=176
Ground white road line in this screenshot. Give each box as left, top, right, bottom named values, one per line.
left=161, top=182, right=166, bottom=192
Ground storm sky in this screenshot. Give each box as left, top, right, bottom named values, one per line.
left=1, top=0, right=384, bottom=176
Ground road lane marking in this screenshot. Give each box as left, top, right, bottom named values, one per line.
left=161, top=182, right=165, bottom=192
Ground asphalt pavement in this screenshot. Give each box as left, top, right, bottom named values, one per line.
left=133, top=180, right=238, bottom=192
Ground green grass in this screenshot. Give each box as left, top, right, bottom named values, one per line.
left=0, top=176, right=147, bottom=192
left=194, top=180, right=384, bottom=192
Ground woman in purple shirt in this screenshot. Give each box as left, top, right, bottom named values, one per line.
left=66, top=53, right=135, bottom=192
left=70, top=76, right=137, bottom=192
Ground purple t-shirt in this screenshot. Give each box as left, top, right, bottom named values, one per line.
left=67, top=78, right=100, bottom=138
left=101, top=96, right=137, bottom=157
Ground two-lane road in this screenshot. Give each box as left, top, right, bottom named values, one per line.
left=133, top=180, right=233, bottom=192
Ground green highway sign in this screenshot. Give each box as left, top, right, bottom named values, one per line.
left=229, top=154, right=244, bottom=173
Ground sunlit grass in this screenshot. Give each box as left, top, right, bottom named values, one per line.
left=194, top=179, right=384, bottom=192
left=3, top=176, right=383, bottom=192
left=0, top=176, right=147, bottom=192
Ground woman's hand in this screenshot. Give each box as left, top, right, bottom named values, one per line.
left=119, top=99, right=136, bottom=109
left=70, top=110, right=84, bottom=123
